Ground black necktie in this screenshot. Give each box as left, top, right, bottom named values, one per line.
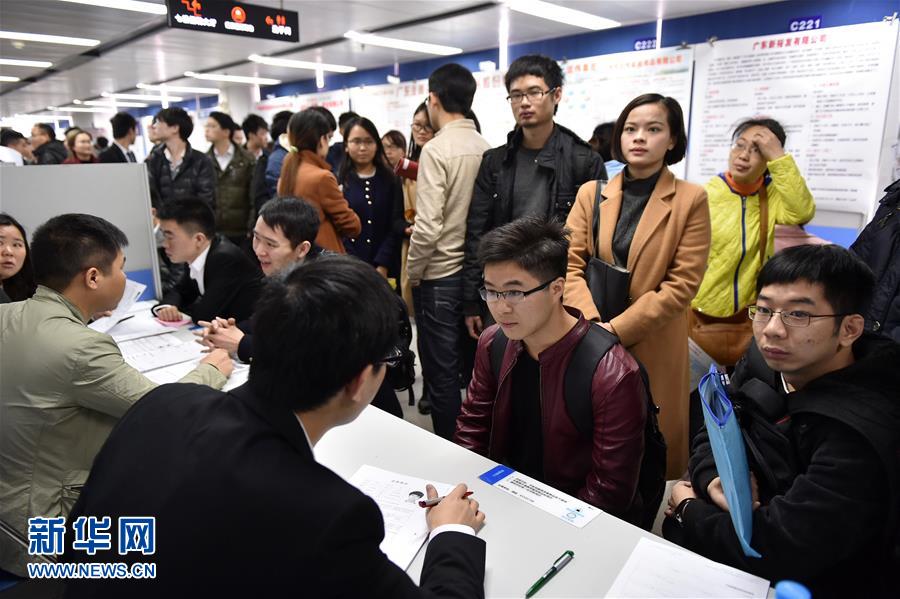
left=126, top=150, right=136, bottom=163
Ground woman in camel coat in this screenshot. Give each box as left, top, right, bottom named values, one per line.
left=277, top=108, right=360, bottom=253
left=565, top=94, right=710, bottom=478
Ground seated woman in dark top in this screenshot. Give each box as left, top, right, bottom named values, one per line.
left=0, top=213, right=37, bottom=303
left=338, top=117, right=403, bottom=280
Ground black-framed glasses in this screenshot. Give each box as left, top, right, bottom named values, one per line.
left=506, top=87, right=558, bottom=104
left=479, top=279, right=555, bottom=304
left=377, top=347, right=403, bottom=369
left=748, top=305, right=850, bottom=328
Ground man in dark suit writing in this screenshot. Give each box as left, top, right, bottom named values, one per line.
left=154, top=199, right=263, bottom=323
left=63, top=255, right=486, bottom=597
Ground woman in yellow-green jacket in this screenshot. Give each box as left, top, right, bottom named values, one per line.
left=690, top=118, right=815, bottom=365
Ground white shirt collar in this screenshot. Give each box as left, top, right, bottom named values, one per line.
left=189, top=243, right=212, bottom=295
left=293, top=413, right=314, bottom=452
left=213, top=143, right=235, bottom=171
left=114, top=139, right=131, bottom=159
left=780, top=373, right=794, bottom=393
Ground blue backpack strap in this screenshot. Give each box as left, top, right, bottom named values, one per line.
left=489, top=328, right=509, bottom=384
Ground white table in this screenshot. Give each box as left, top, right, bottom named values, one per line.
left=316, top=406, right=775, bottom=599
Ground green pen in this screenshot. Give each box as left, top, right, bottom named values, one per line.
left=525, top=550, right=574, bottom=598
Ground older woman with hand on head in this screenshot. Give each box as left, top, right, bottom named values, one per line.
left=690, top=118, right=815, bottom=367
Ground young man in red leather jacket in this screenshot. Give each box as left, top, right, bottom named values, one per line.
left=454, top=216, right=647, bottom=518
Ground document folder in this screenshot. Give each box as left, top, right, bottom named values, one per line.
left=699, top=365, right=762, bottom=558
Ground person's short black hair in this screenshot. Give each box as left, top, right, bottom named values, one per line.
left=241, top=113, right=269, bottom=139
left=155, top=107, right=193, bottom=141
left=757, top=244, right=876, bottom=328
left=0, top=129, right=25, bottom=147
left=110, top=112, right=137, bottom=139
left=428, top=63, right=477, bottom=115
left=733, top=117, right=787, bottom=147
left=249, top=254, right=398, bottom=411
left=382, top=129, right=406, bottom=150
left=338, top=111, right=359, bottom=130
left=270, top=110, right=294, bottom=141
left=590, top=122, right=615, bottom=162
left=95, top=136, right=109, bottom=149
left=611, top=93, right=687, bottom=165
left=310, top=106, right=337, bottom=132
left=34, top=123, right=55, bottom=139
left=157, top=199, right=216, bottom=239
left=504, top=54, right=564, bottom=92
left=478, top=216, right=570, bottom=283
left=208, top=111, right=238, bottom=141
left=30, top=214, right=129, bottom=293
left=0, top=213, right=36, bottom=301
left=258, top=196, right=320, bottom=249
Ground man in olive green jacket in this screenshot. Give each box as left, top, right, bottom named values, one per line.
left=0, top=214, right=233, bottom=576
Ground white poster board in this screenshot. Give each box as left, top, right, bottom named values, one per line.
left=254, top=89, right=351, bottom=131
left=556, top=46, right=695, bottom=179
left=687, top=20, right=899, bottom=225
left=349, top=79, right=428, bottom=141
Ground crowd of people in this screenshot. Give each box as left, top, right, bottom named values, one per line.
left=1, top=53, right=899, bottom=598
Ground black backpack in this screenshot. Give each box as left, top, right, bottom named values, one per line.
left=385, top=295, right=417, bottom=406
left=489, top=325, right=666, bottom=530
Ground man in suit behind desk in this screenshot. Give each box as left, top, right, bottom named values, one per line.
left=64, top=255, right=487, bottom=597
left=154, top=199, right=263, bottom=324
left=98, top=112, right=137, bottom=164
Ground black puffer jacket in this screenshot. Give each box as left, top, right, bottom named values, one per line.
left=669, top=334, right=900, bottom=599
left=463, top=124, right=605, bottom=313
left=146, top=143, right=217, bottom=208
left=851, top=179, right=900, bottom=341
left=33, top=140, right=68, bottom=165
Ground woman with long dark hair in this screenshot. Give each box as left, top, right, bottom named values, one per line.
left=0, top=213, right=37, bottom=303
left=277, top=108, right=360, bottom=253
left=338, top=117, right=403, bottom=278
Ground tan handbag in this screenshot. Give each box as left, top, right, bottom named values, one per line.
left=690, top=186, right=769, bottom=367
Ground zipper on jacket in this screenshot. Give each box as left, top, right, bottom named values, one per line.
left=732, top=195, right=748, bottom=314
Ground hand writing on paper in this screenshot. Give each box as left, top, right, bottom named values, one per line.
left=155, top=305, right=183, bottom=322
left=751, top=128, right=785, bottom=162
left=465, top=316, right=483, bottom=340
left=707, top=474, right=761, bottom=513
left=199, top=348, right=234, bottom=378
left=425, top=483, right=485, bottom=533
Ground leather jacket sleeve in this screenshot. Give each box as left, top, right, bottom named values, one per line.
left=194, top=153, right=218, bottom=209
left=579, top=344, right=647, bottom=515
left=453, top=325, right=501, bottom=453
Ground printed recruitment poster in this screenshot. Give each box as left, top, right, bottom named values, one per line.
left=555, top=46, right=695, bottom=179
left=253, top=89, right=351, bottom=131
left=349, top=80, right=429, bottom=144
left=687, top=20, right=900, bottom=223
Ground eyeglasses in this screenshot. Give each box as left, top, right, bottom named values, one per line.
left=378, top=347, right=403, bottom=369
left=479, top=279, right=555, bottom=304
left=506, top=87, right=557, bottom=105
left=731, top=140, right=761, bottom=156
left=410, top=122, right=433, bottom=134
left=748, top=305, right=850, bottom=328
left=348, top=138, right=376, bottom=147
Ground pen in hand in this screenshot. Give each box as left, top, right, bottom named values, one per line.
left=418, top=491, right=473, bottom=508
left=525, top=550, right=574, bottom=598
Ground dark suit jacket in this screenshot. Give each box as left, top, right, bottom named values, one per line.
left=63, top=382, right=486, bottom=597
left=162, top=235, right=263, bottom=323
left=98, top=144, right=129, bottom=163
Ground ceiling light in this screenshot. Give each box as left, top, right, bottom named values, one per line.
left=184, top=71, right=281, bottom=85
left=0, top=75, right=21, bottom=82
left=54, top=0, right=168, bottom=15
left=101, top=92, right=184, bottom=102
left=136, top=83, right=220, bottom=94
left=83, top=100, right=149, bottom=107
left=248, top=54, right=357, bottom=74
left=344, top=31, right=462, bottom=56
left=47, top=106, right=113, bottom=113
left=0, top=31, right=101, bottom=47
left=0, top=58, right=53, bottom=68
left=505, top=0, right=620, bottom=31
